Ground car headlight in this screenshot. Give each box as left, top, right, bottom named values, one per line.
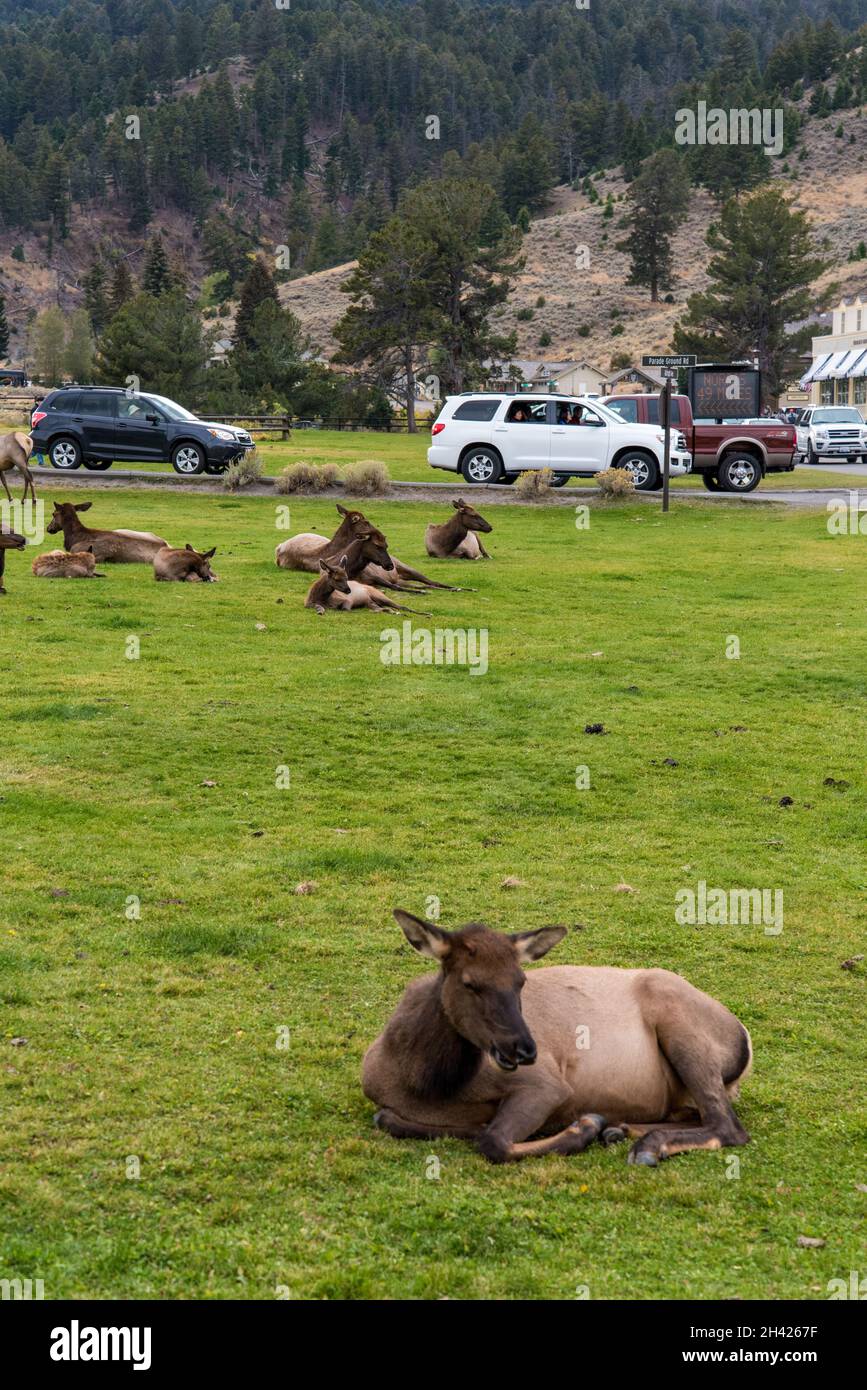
left=207, top=428, right=236, bottom=441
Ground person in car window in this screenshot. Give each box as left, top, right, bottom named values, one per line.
left=569, top=405, right=584, bottom=424
left=511, top=406, right=528, bottom=422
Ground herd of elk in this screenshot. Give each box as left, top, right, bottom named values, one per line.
left=363, top=911, right=752, bottom=1167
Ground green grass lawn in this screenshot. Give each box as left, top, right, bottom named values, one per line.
left=1, top=488, right=865, bottom=1300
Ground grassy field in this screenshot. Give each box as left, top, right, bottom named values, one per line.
left=1, top=486, right=865, bottom=1301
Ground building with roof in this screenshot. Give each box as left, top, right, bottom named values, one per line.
left=799, top=297, right=867, bottom=408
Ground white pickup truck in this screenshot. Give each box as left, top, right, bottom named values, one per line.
left=795, top=406, right=867, bottom=464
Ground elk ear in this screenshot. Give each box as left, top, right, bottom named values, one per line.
left=318, top=558, right=330, bottom=572
left=338, top=553, right=348, bottom=568
left=203, top=547, right=216, bottom=558
left=394, top=909, right=452, bottom=960
left=75, top=502, right=92, bottom=512
left=185, top=543, right=194, bottom=552
left=336, top=503, right=349, bottom=515
left=510, top=926, right=567, bottom=964
left=451, top=498, right=465, bottom=509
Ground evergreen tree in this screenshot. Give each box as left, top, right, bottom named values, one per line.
left=110, top=260, right=135, bottom=316
left=142, top=235, right=172, bottom=296
left=232, top=301, right=310, bottom=408
left=618, top=150, right=690, bottom=302
left=234, top=256, right=279, bottom=349
left=95, top=291, right=214, bottom=399
left=673, top=188, right=833, bottom=403
left=83, top=262, right=111, bottom=335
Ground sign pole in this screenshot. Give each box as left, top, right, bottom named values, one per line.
left=661, top=377, right=671, bottom=513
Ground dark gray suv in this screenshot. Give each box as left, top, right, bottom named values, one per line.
left=30, top=387, right=253, bottom=475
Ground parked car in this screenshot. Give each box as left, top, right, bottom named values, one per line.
left=427, top=393, right=692, bottom=489
left=793, top=406, right=867, bottom=465
left=29, top=387, right=254, bottom=474
left=602, top=393, right=797, bottom=492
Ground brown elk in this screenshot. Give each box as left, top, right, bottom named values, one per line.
left=276, top=504, right=464, bottom=592
left=154, top=544, right=218, bottom=582
left=305, top=554, right=431, bottom=616
left=32, top=548, right=104, bottom=579
left=363, top=911, right=752, bottom=1166
left=0, top=432, right=37, bottom=505
left=47, top=501, right=169, bottom=563
left=0, top=526, right=27, bottom=593
left=425, top=499, right=493, bottom=560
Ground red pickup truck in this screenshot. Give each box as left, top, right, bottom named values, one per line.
left=601, top=393, right=797, bottom=492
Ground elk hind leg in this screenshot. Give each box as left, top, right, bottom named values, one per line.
left=627, top=1037, right=750, bottom=1167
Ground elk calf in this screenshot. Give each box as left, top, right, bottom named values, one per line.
left=363, top=911, right=752, bottom=1166
left=0, top=526, right=27, bottom=593
left=32, top=548, right=104, bottom=579
left=154, top=544, right=218, bottom=582
left=47, top=501, right=169, bottom=563
left=425, top=499, right=492, bottom=559
left=305, top=555, right=429, bottom=615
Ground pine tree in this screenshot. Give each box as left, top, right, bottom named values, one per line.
left=83, top=262, right=110, bottom=335
left=95, top=291, right=214, bottom=399
left=34, top=307, right=67, bottom=384
left=617, top=150, right=690, bottom=302
left=673, top=188, right=833, bottom=403
left=110, top=260, right=135, bottom=317
left=234, top=256, right=279, bottom=349
left=0, top=295, right=9, bottom=361
left=63, top=308, right=94, bottom=381
left=142, top=235, right=171, bottom=297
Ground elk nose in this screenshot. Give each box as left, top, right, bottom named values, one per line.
left=515, top=1040, right=537, bottom=1065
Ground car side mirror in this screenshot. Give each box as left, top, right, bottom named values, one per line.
left=146, top=415, right=160, bottom=425
left=585, top=417, right=605, bottom=426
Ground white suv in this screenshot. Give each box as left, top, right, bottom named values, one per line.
left=427, top=393, right=692, bottom=490
left=794, top=406, right=867, bottom=464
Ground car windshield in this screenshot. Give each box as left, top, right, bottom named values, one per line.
left=811, top=408, right=864, bottom=424
left=144, top=394, right=199, bottom=422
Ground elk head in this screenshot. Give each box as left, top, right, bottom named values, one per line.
left=184, top=543, right=217, bottom=581
left=47, top=500, right=92, bottom=534
left=0, top=526, right=26, bottom=551
left=357, top=528, right=393, bottom=570
left=452, top=498, right=493, bottom=533
left=318, top=554, right=351, bottom=593
left=393, top=910, right=566, bottom=1070
left=336, top=503, right=374, bottom=538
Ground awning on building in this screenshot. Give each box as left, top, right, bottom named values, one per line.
left=799, top=352, right=834, bottom=388
left=843, top=346, right=867, bottom=377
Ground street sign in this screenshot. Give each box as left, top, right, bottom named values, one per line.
left=660, top=367, right=678, bottom=380
left=642, top=354, right=696, bottom=369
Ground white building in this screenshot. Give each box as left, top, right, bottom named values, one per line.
left=799, top=297, right=867, bottom=408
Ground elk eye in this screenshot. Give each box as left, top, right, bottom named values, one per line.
left=463, top=980, right=481, bottom=994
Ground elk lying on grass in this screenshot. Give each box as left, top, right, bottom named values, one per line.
left=47, top=501, right=169, bottom=563
left=425, top=499, right=493, bottom=559
left=363, top=911, right=752, bottom=1166
left=0, top=432, right=37, bottom=505
left=276, top=503, right=464, bottom=591
left=0, top=525, right=27, bottom=593
left=305, top=555, right=430, bottom=616
left=154, top=544, right=218, bottom=582
left=32, top=548, right=104, bottom=579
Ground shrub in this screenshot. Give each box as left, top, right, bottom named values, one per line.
left=342, top=459, right=391, bottom=496
left=596, top=467, right=635, bottom=499
left=535, top=295, right=546, bottom=308
left=611, top=323, right=624, bottom=336
left=274, top=461, right=341, bottom=494
left=577, top=324, right=591, bottom=337
left=516, top=307, right=534, bottom=321
left=11, top=244, right=24, bottom=262
left=514, top=467, right=553, bottom=499
left=538, top=331, right=551, bottom=347
left=223, top=450, right=264, bottom=491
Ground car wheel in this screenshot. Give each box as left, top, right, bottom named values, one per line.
left=551, top=475, right=571, bottom=487
left=807, top=445, right=819, bottom=466
left=83, top=459, right=112, bottom=471
left=460, top=448, right=503, bottom=484
left=172, top=442, right=206, bottom=475
left=617, top=450, right=660, bottom=491
left=718, top=453, right=762, bottom=492
left=701, top=472, right=722, bottom=491
left=49, top=437, right=82, bottom=470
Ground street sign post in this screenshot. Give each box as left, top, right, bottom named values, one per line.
left=641, top=355, right=696, bottom=512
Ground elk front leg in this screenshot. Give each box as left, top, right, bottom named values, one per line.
left=0, top=549, right=6, bottom=594
left=392, top=557, right=465, bottom=591
left=477, top=1075, right=607, bottom=1164
left=0, top=471, right=12, bottom=503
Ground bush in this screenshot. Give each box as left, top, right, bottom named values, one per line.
left=611, top=323, right=624, bottom=336
left=342, top=459, right=391, bottom=496
left=223, top=450, right=264, bottom=491
left=274, top=461, right=342, bottom=494
left=516, top=307, right=534, bottom=321
left=538, top=331, right=551, bottom=347
left=514, top=467, right=553, bottom=499
left=596, top=467, right=635, bottom=499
